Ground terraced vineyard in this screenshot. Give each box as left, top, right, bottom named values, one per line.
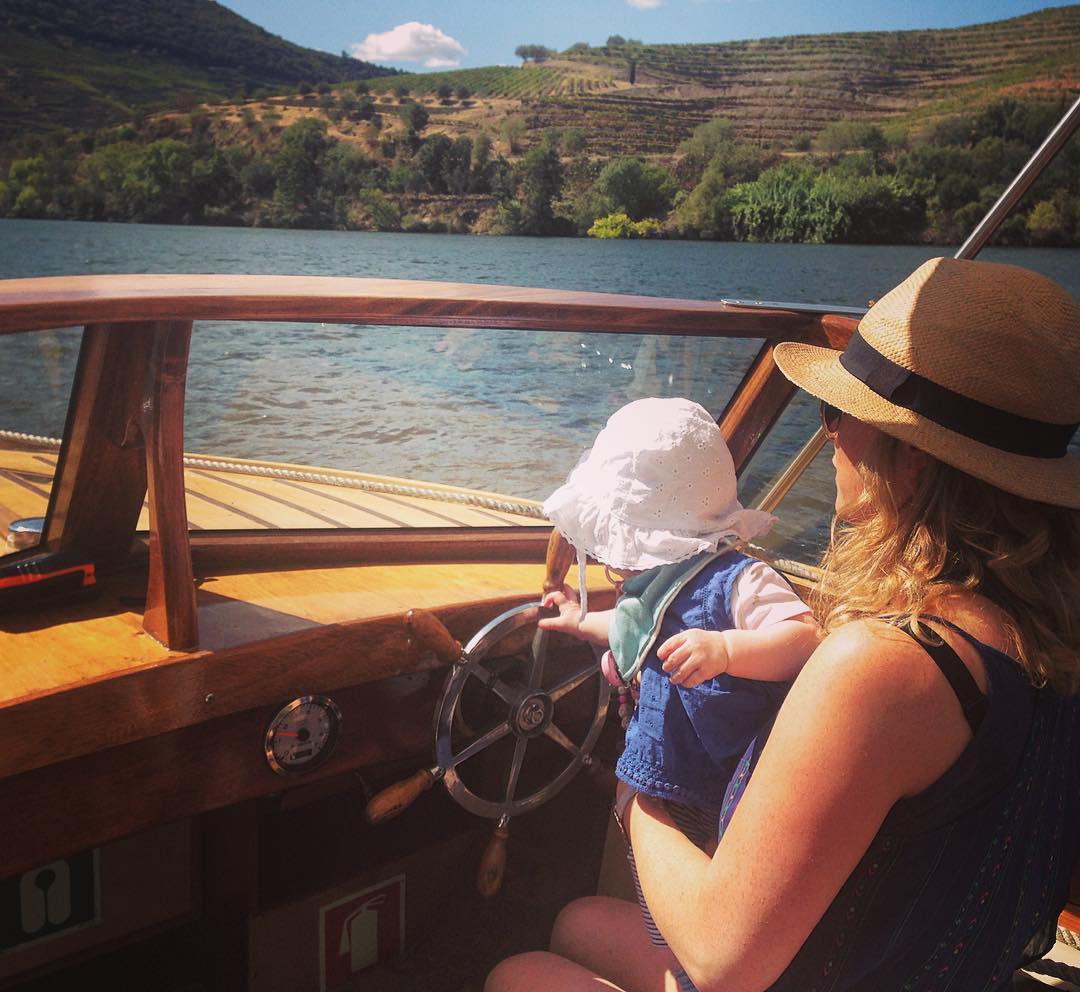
left=355, top=6, right=1077, bottom=155
left=522, top=94, right=717, bottom=155
left=554, top=5, right=1080, bottom=146
left=367, top=63, right=617, bottom=99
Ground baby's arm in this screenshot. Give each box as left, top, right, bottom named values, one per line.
left=538, top=585, right=613, bottom=646
left=658, top=617, right=818, bottom=687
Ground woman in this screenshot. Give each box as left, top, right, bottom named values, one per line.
left=485, top=257, right=1080, bottom=992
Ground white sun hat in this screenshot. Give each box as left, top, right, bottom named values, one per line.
left=543, top=397, right=776, bottom=613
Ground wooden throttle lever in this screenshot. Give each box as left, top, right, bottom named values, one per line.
left=364, top=610, right=462, bottom=826
left=365, top=767, right=443, bottom=825
left=543, top=529, right=576, bottom=595
left=406, top=608, right=463, bottom=664
left=476, top=815, right=510, bottom=898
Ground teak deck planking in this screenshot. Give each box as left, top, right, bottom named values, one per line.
left=0, top=442, right=542, bottom=534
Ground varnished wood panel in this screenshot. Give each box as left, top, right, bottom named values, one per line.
left=0, top=274, right=827, bottom=339
left=818, top=313, right=859, bottom=350
left=186, top=527, right=551, bottom=572
left=720, top=342, right=798, bottom=475
left=0, top=562, right=616, bottom=780
left=142, top=321, right=198, bottom=649
left=0, top=671, right=447, bottom=879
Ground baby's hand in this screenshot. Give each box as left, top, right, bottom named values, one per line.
left=657, top=629, right=730, bottom=687
left=538, top=585, right=584, bottom=637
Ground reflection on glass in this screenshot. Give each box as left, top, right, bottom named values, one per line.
left=739, top=391, right=836, bottom=566
left=0, top=328, right=81, bottom=557
left=182, top=323, right=761, bottom=531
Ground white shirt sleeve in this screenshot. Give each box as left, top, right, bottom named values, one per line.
left=730, top=560, right=812, bottom=631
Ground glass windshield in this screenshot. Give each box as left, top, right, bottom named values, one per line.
left=180, top=322, right=763, bottom=531
left=0, top=327, right=81, bottom=557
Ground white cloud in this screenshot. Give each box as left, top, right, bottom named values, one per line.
left=627, top=0, right=662, bottom=8
left=350, top=22, right=466, bottom=68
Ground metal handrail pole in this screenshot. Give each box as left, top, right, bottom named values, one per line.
left=955, top=95, right=1080, bottom=260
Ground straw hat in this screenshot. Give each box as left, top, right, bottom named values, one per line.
left=773, top=257, right=1080, bottom=509
left=543, top=397, right=775, bottom=572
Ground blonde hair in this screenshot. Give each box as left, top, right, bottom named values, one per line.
left=813, top=432, right=1080, bottom=695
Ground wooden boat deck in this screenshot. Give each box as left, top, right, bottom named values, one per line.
left=0, top=436, right=543, bottom=535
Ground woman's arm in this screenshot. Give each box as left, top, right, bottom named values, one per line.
left=627, top=620, right=977, bottom=992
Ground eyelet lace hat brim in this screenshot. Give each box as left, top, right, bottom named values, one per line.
left=543, top=397, right=776, bottom=572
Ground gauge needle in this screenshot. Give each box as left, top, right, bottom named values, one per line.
left=275, top=730, right=300, bottom=737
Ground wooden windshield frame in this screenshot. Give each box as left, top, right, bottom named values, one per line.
left=0, top=274, right=857, bottom=648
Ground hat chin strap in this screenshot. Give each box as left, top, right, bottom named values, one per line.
left=577, top=547, right=588, bottom=620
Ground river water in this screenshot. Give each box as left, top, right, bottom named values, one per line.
left=1, top=220, right=1076, bottom=559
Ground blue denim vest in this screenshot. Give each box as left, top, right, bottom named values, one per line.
left=615, top=549, right=792, bottom=809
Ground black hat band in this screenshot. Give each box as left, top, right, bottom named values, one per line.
left=839, top=332, right=1078, bottom=459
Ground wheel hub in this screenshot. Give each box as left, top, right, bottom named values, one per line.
left=511, top=692, right=553, bottom=738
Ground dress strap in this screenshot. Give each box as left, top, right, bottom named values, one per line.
left=898, top=620, right=989, bottom=733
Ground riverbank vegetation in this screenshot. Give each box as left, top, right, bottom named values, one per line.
left=2, top=92, right=1075, bottom=245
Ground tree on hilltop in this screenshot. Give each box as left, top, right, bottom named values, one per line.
left=515, top=44, right=553, bottom=64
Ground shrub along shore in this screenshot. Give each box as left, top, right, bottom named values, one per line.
left=1, top=92, right=1075, bottom=246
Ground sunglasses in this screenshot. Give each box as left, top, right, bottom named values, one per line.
left=819, top=400, right=843, bottom=439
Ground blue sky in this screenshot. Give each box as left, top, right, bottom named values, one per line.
left=218, top=1, right=1075, bottom=71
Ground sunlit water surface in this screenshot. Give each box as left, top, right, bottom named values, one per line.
left=2, top=221, right=1075, bottom=559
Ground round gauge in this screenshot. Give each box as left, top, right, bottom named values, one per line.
left=264, top=695, right=343, bottom=775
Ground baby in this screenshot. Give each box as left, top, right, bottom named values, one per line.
left=540, top=397, right=818, bottom=973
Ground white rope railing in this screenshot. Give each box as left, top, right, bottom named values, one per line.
left=0, top=429, right=547, bottom=520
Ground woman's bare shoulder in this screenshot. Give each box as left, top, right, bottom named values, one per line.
left=802, top=618, right=946, bottom=696
left=787, top=618, right=975, bottom=796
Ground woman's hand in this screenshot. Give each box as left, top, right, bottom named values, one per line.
left=658, top=628, right=730, bottom=686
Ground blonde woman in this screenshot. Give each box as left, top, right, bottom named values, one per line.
left=486, top=257, right=1080, bottom=992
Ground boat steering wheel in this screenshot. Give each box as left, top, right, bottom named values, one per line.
left=365, top=533, right=614, bottom=894
left=433, top=600, right=610, bottom=820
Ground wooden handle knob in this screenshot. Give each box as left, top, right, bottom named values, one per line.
left=405, top=608, right=462, bottom=664
left=476, top=817, right=510, bottom=897
left=543, top=530, right=575, bottom=594
left=365, top=768, right=439, bottom=824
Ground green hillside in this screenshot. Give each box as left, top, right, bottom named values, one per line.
left=365, top=5, right=1079, bottom=153
left=0, top=0, right=393, bottom=139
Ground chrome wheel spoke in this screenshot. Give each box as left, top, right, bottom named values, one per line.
left=527, top=626, right=549, bottom=690
left=463, top=661, right=519, bottom=706
left=505, top=738, right=528, bottom=803
left=548, top=661, right=599, bottom=703
left=544, top=721, right=583, bottom=759
left=448, top=720, right=511, bottom=768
